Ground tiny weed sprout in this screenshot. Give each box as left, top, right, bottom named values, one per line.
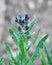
left=0, top=14, right=50, bottom=65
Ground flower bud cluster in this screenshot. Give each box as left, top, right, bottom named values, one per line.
left=15, top=14, right=30, bottom=30
left=15, top=14, right=31, bottom=39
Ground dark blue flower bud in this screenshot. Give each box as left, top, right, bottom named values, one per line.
left=15, top=17, right=18, bottom=22
left=18, top=26, right=21, bottom=31
left=25, top=26, right=29, bottom=30
left=25, top=14, right=30, bottom=19
left=22, top=20, right=24, bottom=23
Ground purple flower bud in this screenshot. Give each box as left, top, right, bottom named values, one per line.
left=25, top=26, right=29, bottom=30
left=15, top=17, right=18, bottom=22
left=18, top=26, right=21, bottom=31
left=25, top=14, right=30, bottom=19
left=22, top=20, right=24, bottom=23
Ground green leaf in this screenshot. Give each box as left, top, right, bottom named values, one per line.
left=27, top=28, right=40, bottom=50
left=4, top=42, right=19, bottom=65
left=9, top=29, right=19, bottom=46
left=18, top=35, right=26, bottom=61
left=0, top=57, right=4, bottom=65
left=30, top=34, right=48, bottom=62
left=39, top=49, right=47, bottom=65
left=27, top=59, right=33, bottom=65
left=12, top=23, right=19, bottom=36
left=4, top=42, right=12, bottom=57
left=50, top=47, right=52, bottom=62
left=18, top=35, right=30, bottom=65
left=43, top=44, right=52, bottom=65
left=27, top=16, right=37, bottom=32
left=7, top=59, right=13, bottom=65
left=50, top=39, right=52, bottom=59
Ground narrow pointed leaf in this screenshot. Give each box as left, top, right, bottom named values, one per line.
left=27, top=28, right=40, bottom=50
left=50, top=39, right=52, bottom=59
left=30, top=34, right=48, bottom=62
left=50, top=47, right=52, bottom=62
left=4, top=42, right=19, bottom=65
left=27, top=16, right=37, bottom=32
left=43, top=44, right=52, bottom=65
left=27, top=59, right=33, bottom=65
left=4, top=42, right=12, bottom=57
left=0, top=57, right=4, bottom=65
left=9, top=29, right=19, bottom=46
left=39, top=49, right=47, bottom=65
left=11, top=21, right=19, bottom=36
left=19, top=35, right=26, bottom=61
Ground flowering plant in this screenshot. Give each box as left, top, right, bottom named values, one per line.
left=0, top=14, right=48, bottom=65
